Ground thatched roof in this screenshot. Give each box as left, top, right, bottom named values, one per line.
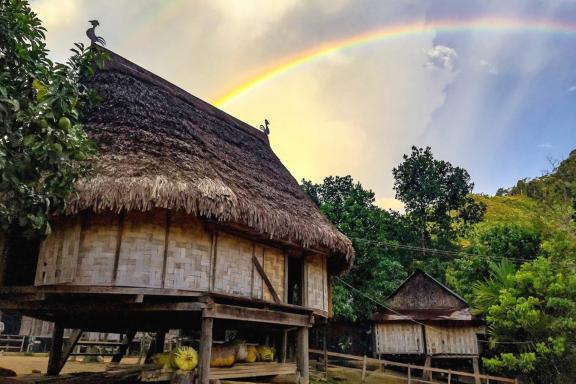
left=70, top=48, right=354, bottom=273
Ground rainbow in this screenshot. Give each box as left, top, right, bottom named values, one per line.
left=213, top=18, right=576, bottom=107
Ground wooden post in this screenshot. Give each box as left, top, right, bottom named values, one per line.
left=47, top=323, right=64, bottom=376
left=198, top=316, right=213, bottom=384
left=296, top=326, right=309, bottom=384
left=111, top=331, right=136, bottom=363
left=281, top=328, right=288, bottom=363
left=323, top=320, right=328, bottom=376
left=155, top=331, right=166, bottom=354
left=472, top=357, right=481, bottom=384
left=423, top=355, right=432, bottom=381
left=361, top=355, right=367, bottom=383
left=447, top=369, right=452, bottom=384
left=407, top=365, right=411, bottom=384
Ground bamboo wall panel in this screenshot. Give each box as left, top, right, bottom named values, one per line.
left=115, top=210, right=166, bottom=287
left=164, top=213, right=211, bottom=291
left=35, top=217, right=80, bottom=285
left=263, top=247, right=285, bottom=303
left=425, top=325, right=479, bottom=356
left=75, top=213, right=120, bottom=285
left=374, top=323, right=424, bottom=355
left=214, top=233, right=253, bottom=297
left=306, top=253, right=327, bottom=311
left=252, top=245, right=264, bottom=299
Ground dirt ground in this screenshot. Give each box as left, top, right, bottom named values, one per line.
left=0, top=354, right=140, bottom=376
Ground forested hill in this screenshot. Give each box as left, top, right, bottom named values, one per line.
left=475, top=149, right=575, bottom=237
left=498, top=149, right=576, bottom=211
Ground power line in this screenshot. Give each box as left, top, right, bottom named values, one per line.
left=351, top=237, right=536, bottom=263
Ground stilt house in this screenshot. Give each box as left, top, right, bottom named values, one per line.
left=372, top=270, right=483, bottom=374
left=0, top=48, right=354, bottom=383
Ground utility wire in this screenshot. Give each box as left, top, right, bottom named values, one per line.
left=351, top=237, right=538, bottom=263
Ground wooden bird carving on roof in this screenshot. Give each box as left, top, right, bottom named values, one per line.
left=86, top=20, right=106, bottom=46
left=260, top=119, right=270, bottom=135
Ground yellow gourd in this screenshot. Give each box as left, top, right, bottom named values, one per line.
left=256, top=345, right=274, bottom=362
left=172, top=346, right=199, bottom=371
left=245, top=345, right=258, bottom=363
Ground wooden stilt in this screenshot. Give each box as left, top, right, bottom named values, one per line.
left=361, top=355, right=367, bottom=382
left=47, top=323, right=64, bottom=376
left=111, top=331, right=136, bottom=363
left=281, top=328, right=288, bottom=363
left=198, top=316, right=213, bottom=384
left=323, top=321, right=328, bottom=376
left=447, top=369, right=452, bottom=384
left=472, top=357, right=481, bottom=384
left=407, top=365, right=411, bottom=384
left=155, top=330, right=166, bottom=353
left=296, top=326, right=309, bottom=384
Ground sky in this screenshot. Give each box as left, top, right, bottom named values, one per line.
left=31, top=0, right=576, bottom=211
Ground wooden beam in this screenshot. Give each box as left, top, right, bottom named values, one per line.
left=58, top=329, right=83, bottom=373
left=208, top=303, right=313, bottom=327
left=198, top=315, right=213, bottom=384
left=47, top=323, right=64, bottom=375
left=296, top=327, right=309, bottom=384
left=112, top=211, right=126, bottom=285
left=0, top=301, right=205, bottom=313
left=252, top=255, right=281, bottom=304
left=161, top=210, right=171, bottom=288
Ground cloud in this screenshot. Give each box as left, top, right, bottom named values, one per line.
left=567, top=86, right=576, bottom=93
left=479, top=59, right=499, bottom=75
left=537, top=143, right=553, bottom=148
left=426, top=45, right=458, bottom=71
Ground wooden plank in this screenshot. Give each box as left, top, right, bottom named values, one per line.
left=252, top=255, right=281, bottom=304
left=0, top=301, right=205, bottom=313
left=209, top=363, right=296, bottom=379
left=209, top=304, right=312, bottom=327
left=209, top=232, right=218, bottom=291
left=198, top=316, right=213, bottom=384
left=47, top=323, right=64, bottom=375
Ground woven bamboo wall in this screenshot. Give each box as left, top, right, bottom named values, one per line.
left=252, top=245, right=264, bottom=300
left=263, top=247, right=285, bottom=303
left=374, top=323, right=424, bottom=355
left=75, top=213, right=120, bottom=285
left=214, top=233, right=253, bottom=297
left=164, top=212, right=211, bottom=291
left=32, top=209, right=331, bottom=314
left=425, top=325, right=479, bottom=355
left=35, top=217, right=81, bottom=285
left=115, top=210, right=165, bottom=287
left=306, top=253, right=327, bottom=311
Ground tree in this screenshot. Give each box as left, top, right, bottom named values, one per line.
left=392, top=146, right=486, bottom=248
left=477, top=257, right=576, bottom=383
left=0, top=0, right=105, bottom=237
left=446, top=223, right=541, bottom=300
left=302, top=176, right=414, bottom=320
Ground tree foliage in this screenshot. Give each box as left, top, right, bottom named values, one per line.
left=477, top=257, right=576, bottom=383
left=0, top=0, right=106, bottom=237
left=302, top=176, right=413, bottom=320
left=392, top=146, right=485, bottom=247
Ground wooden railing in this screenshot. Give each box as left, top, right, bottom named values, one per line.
left=0, top=334, right=26, bottom=352
left=310, top=349, right=519, bottom=384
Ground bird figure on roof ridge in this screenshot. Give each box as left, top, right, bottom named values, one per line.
left=260, top=119, right=270, bottom=135
left=86, top=20, right=106, bottom=46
